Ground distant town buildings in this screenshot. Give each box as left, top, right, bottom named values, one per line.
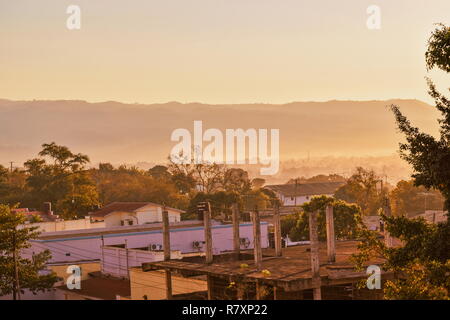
left=89, top=202, right=184, bottom=227
left=265, top=182, right=345, bottom=207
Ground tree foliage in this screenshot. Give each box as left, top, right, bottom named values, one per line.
left=352, top=213, right=450, bottom=299
left=0, top=205, right=58, bottom=299
left=334, top=167, right=388, bottom=216
left=390, top=180, right=444, bottom=217
left=22, top=142, right=99, bottom=219
left=391, top=24, right=450, bottom=209
left=286, top=195, right=362, bottom=241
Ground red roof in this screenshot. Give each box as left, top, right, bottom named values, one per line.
left=12, top=208, right=59, bottom=222
left=89, top=202, right=184, bottom=218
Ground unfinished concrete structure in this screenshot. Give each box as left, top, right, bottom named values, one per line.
left=142, top=205, right=391, bottom=300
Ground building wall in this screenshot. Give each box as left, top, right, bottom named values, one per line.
left=50, top=262, right=101, bottom=282
left=104, top=211, right=138, bottom=227
left=280, top=194, right=333, bottom=207
left=130, top=269, right=206, bottom=300
left=28, top=222, right=269, bottom=264
left=102, top=246, right=182, bottom=278
left=20, top=217, right=103, bottom=233
left=104, top=207, right=180, bottom=227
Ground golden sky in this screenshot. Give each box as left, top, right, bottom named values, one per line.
left=1, top=0, right=449, bottom=104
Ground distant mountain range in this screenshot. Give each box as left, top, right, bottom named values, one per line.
left=0, top=99, right=440, bottom=175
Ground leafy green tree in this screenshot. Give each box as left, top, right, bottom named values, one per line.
left=91, top=164, right=187, bottom=210
left=251, top=178, right=266, bottom=189
left=187, top=191, right=239, bottom=220
left=280, top=214, right=299, bottom=238
left=0, top=166, right=28, bottom=206
left=286, top=174, right=346, bottom=184
left=148, top=165, right=172, bottom=181
left=223, top=168, right=251, bottom=194
left=287, top=195, right=361, bottom=241
left=391, top=23, right=450, bottom=209
left=335, top=167, right=388, bottom=216
left=352, top=213, right=450, bottom=299
left=390, top=180, right=444, bottom=217
left=353, top=24, right=450, bottom=299
left=0, top=205, right=58, bottom=299
left=23, top=142, right=99, bottom=218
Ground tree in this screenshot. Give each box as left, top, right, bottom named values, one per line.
left=23, top=142, right=99, bottom=218
left=352, top=213, right=450, bottom=299
left=287, top=195, right=362, bottom=241
left=148, top=165, right=171, bottom=181
left=286, top=174, right=346, bottom=184
left=353, top=24, right=450, bottom=299
left=0, top=166, right=28, bottom=206
left=251, top=178, right=266, bottom=189
left=91, top=164, right=187, bottom=210
left=390, top=180, right=444, bottom=217
left=187, top=191, right=239, bottom=220
left=223, top=168, right=251, bottom=194
left=0, top=205, right=58, bottom=299
left=391, top=23, right=450, bottom=209
left=334, top=167, right=388, bottom=216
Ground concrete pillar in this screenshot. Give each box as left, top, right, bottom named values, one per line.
left=207, top=274, right=213, bottom=300
left=251, top=210, right=262, bottom=270
left=232, top=203, right=240, bottom=260
left=274, top=205, right=282, bottom=257
left=204, top=202, right=213, bottom=264
left=325, top=205, right=336, bottom=263
left=309, top=210, right=322, bottom=300
left=162, top=209, right=171, bottom=261
left=165, top=270, right=172, bottom=300
left=162, top=209, right=172, bottom=299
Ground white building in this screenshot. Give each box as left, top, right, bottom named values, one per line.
left=89, top=202, right=183, bottom=227
left=265, top=181, right=345, bottom=207
left=27, top=221, right=269, bottom=265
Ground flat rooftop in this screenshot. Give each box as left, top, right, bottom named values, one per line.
left=143, top=240, right=388, bottom=292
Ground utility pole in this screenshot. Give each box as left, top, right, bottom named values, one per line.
left=9, top=161, right=14, bottom=173
left=12, top=229, right=21, bottom=300
left=294, top=178, right=299, bottom=207
left=125, top=239, right=129, bottom=279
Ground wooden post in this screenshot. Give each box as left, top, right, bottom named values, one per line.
left=252, top=209, right=262, bottom=270
left=162, top=208, right=172, bottom=299
left=309, top=210, right=322, bottom=300
left=232, top=203, right=240, bottom=260
left=206, top=274, right=213, bottom=300
left=274, top=205, right=282, bottom=257
left=325, top=205, right=336, bottom=263
left=204, top=202, right=213, bottom=264
left=273, top=286, right=278, bottom=300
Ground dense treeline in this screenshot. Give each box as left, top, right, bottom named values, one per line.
left=0, top=143, right=278, bottom=219
left=0, top=143, right=445, bottom=221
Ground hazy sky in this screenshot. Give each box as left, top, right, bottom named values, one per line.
left=1, top=0, right=449, bottom=104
